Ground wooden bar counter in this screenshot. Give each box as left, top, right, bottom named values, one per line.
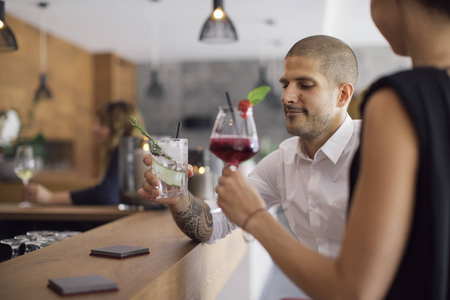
left=0, top=210, right=248, bottom=299
left=0, top=203, right=135, bottom=222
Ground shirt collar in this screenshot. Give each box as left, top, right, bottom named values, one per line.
left=295, top=114, right=356, bottom=164
left=320, top=114, right=356, bottom=164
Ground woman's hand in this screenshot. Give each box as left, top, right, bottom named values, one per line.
left=215, top=167, right=266, bottom=228
left=22, top=183, right=52, bottom=204
left=137, top=153, right=194, bottom=205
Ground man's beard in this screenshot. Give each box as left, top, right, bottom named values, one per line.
left=286, top=111, right=333, bottom=141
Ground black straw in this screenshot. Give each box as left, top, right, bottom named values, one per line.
left=225, top=92, right=240, bottom=135
left=226, top=92, right=234, bottom=113
left=176, top=122, right=182, bottom=139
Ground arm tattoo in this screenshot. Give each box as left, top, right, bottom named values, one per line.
left=171, top=194, right=213, bottom=242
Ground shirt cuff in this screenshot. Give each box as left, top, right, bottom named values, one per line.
left=204, top=200, right=238, bottom=244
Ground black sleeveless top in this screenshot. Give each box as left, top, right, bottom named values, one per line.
left=349, top=68, right=450, bottom=299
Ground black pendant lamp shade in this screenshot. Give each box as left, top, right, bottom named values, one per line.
left=199, top=0, right=237, bottom=43
left=0, top=1, right=18, bottom=51
left=34, top=2, right=52, bottom=103
left=255, top=65, right=279, bottom=107
left=34, top=74, right=52, bottom=102
left=147, top=70, right=164, bottom=99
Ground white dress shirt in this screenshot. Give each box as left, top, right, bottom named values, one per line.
left=206, top=114, right=361, bottom=258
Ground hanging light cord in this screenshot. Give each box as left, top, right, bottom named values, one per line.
left=150, top=3, right=160, bottom=71
left=39, top=5, right=48, bottom=74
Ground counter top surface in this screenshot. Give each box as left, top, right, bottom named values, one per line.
left=0, top=203, right=137, bottom=221
left=0, top=209, right=247, bottom=299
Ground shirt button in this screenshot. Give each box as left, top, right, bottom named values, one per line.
left=317, top=238, right=326, bottom=244
left=311, top=203, right=316, bottom=209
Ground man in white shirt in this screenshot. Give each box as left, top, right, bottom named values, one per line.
left=138, top=35, right=360, bottom=258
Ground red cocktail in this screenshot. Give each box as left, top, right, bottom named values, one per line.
left=209, top=106, right=259, bottom=214
left=209, top=136, right=259, bottom=167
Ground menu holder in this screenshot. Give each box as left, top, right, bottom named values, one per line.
left=90, top=245, right=150, bottom=259
left=47, top=275, right=118, bottom=295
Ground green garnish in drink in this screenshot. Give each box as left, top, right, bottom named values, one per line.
left=129, top=116, right=172, bottom=160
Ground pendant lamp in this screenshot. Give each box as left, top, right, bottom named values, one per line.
left=147, top=70, right=164, bottom=99
left=199, top=0, right=237, bottom=43
left=147, top=0, right=164, bottom=99
left=34, top=2, right=52, bottom=103
left=0, top=0, right=18, bottom=51
left=254, top=64, right=279, bottom=106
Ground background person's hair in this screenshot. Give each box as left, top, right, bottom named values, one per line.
left=286, top=35, right=358, bottom=87
left=96, top=101, right=143, bottom=171
left=415, top=0, right=450, bottom=17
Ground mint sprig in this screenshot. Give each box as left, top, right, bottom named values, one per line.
left=129, top=115, right=172, bottom=160
left=247, top=86, right=271, bottom=106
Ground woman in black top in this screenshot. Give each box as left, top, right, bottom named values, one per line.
left=214, top=0, right=450, bottom=299
left=23, top=101, right=143, bottom=205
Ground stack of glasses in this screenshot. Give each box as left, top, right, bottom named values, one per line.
left=1, top=230, right=81, bottom=259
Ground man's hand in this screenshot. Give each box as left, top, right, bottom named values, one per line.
left=137, top=153, right=213, bottom=242
left=137, top=153, right=194, bottom=207
left=22, top=183, right=52, bottom=204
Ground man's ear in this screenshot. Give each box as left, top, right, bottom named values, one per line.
left=337, top=82, right=354, bottom=108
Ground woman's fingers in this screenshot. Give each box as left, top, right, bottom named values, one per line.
left=22, top=185, right=36, bottom=201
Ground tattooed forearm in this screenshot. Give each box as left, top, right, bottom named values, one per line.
left=171, top=194, right=213, bottom=242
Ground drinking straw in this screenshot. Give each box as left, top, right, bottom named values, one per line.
left=225, top=92, right=240, bottom=135
left=176, top=122, right=182, bottom=139
left=226, top=92, right=234, bottom=113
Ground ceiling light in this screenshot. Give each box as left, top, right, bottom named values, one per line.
left=147, top=0, right=164, bottom=100
left=213, top=8, right=224, bottom=20
left=0, top=1, right=18, bottom=51
left=199, top=0, right=237, bottom=43
left=34, top=2, right=52, bottom=103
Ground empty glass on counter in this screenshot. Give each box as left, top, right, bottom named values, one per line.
left=1, top=230, right=83, bottom=259
left=27, top=230, right=58, bottom=237
left=14, top=235, right=37, bottom=254
left=1, top=238, right=27, bottom=259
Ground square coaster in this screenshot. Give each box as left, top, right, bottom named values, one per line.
left=48, top=275, right=118, bottom=295
left=90, top=245, right=150, bottom=259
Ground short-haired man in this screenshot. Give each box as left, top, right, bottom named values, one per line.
left=138, top=35, right=360, bottom=258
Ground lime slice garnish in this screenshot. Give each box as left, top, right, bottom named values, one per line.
left=151, top=155, right=185, bottom=187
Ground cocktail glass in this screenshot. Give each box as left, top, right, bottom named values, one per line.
left=209, top=106, right=260, bottom=213
left=149, top=138, right=188, bottom=198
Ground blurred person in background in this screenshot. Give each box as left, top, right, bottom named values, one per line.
left=23, top=101, right=142, bottom=205
left=216, top=0, right=450, bottom=299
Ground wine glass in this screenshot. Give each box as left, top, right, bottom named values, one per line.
left=14, top=235, right=37, bottom=254
left=1, top=238, right=27, bottom=259
left=14, top=145, right=36, bottom=207
left=209, top=106, right=260, bottom=213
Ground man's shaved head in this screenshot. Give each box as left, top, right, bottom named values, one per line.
left=286, top=35, right=358, bottom=87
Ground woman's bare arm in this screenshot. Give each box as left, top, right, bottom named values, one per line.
left=219, top=87, right=419, bottom=299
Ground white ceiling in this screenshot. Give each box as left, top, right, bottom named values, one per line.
left=5, top=0, right=388, bottom=64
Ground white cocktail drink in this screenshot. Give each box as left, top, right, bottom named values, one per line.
left=149, top=138, right=188, bottom=198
